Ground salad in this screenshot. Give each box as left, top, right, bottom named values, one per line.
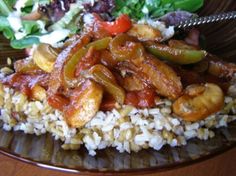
left=0, top=0, right=203, bottom=49
left=0, top=0, right=236, bottom=156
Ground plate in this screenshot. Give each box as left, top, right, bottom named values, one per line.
left=0, top=122, right=236, bottom=174
left=0, top=0, right=236, bottom=174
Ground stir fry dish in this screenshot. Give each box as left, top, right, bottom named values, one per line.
left=0, top=1, right=236, bottom=155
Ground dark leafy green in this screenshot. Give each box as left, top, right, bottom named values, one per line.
left=112, top=0, right=204, bottom=20
left=112, top=0, right=146, bottom=20
left=174, top=0, right=204, bottom=12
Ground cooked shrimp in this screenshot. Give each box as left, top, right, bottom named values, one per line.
left=137, top=54, right=183, bottom=100
left=64, top=80, right=103, bottom=128
left=196, top=54, right=236, bottom=79
left=173, top=83, right=224, bottom=121
left=208, top=59, right=236, bottom=79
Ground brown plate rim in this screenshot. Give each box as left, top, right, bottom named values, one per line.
left=0, top=136, right=235, bottom=174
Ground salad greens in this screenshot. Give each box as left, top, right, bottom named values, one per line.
left=113, top=0, right=146, bottom=20
left=0, top=0, right=73, bottom=49
left=0, top=16, right=14, bottom=39
left=113, top=0, right=203, bottom=20
left=0, top=0, right=15, bottom=16
left=0, top=0, right=204, bottom=49
left=10, top=36, right=39, bottom=49
left=49, top=4, right=82, bottom=32
left=0, top=14, right=46, bottom=49
left=174, top=0, right=204, bottom=12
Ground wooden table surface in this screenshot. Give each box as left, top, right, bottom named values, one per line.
left=0, top=147, right=235, bottom=176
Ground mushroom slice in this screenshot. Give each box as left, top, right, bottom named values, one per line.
left=33, top=43, right=59, bottom=73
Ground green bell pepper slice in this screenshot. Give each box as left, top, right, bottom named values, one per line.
left=63, top=37, right=112, bottom=87
left=146, top=42, right=207, bottom=65
left=88, top=64, right=125, bottom=105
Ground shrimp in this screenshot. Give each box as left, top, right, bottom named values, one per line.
left=208, top=59, right=236, bottom=79
left=138, top=54, right=183, bottom=100
left=64, top=80, right=103, bottom=128
left=173, top=83, right=224, bottom=121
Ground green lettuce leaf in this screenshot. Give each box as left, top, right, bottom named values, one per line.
left=0, top=15, right=44, bottom=48
left=0, top=16, right=14, bottom=39
left=49, top=3, right=82, bottom=32
left=0, top=0, right=15, bottom=16
left=10, top=36, right=40, bottom=49
left=22, top=20, right=41, bottom=35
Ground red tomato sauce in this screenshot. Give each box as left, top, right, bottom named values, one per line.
left=1, top=73, right=49, bottom=98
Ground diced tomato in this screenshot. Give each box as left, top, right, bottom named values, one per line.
left=125, top=91, right=139, bottom=107
left=47, top=94, right=70, bottom=111
left=137, top=89, right=156, bottom=108
left=125, top=89, right=156, bottom=108
left=20, top=85, right=32, bottom=97
left=95, top=14, right=132, bottom=35
left=1, top=73, right=48, bottom=98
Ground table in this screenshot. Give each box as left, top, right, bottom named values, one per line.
left=0, top=148, right=235, bottom=176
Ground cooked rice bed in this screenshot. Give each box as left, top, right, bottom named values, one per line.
left=0, top=83, right=236, bottom=156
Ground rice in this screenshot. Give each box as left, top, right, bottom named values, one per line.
left=0, top=81, right=236, bottom=156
